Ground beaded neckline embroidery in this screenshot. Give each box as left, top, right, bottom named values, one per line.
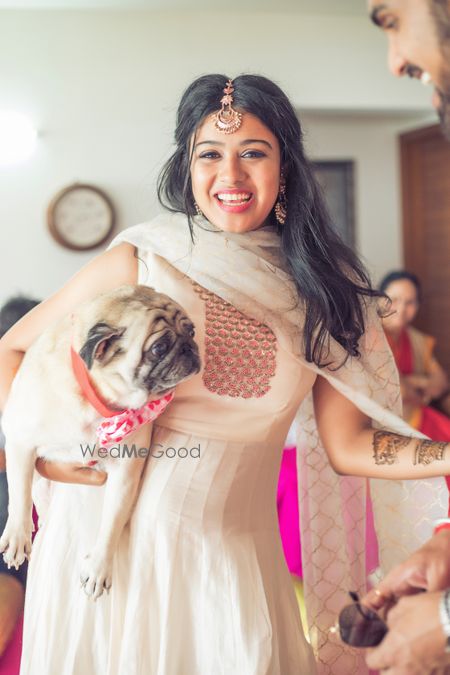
left=192, top=281, right=277, bottom=398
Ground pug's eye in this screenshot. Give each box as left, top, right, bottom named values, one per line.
left=189, top=328, right=195, bottom=338
left=151, top=341, right=169, bottom=358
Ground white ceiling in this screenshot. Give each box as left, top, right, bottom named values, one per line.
left=0, top=0, right=366, bottom=13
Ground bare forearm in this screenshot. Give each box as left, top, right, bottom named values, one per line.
left=406, top=372, right=449, bottom=400
left=427, top=371, right=448, bottom=399
left=313, top=374, right=450, bottom=480
left=333, top=429, right=450, bottom=480
left=36, top=422, right=154, bottom=487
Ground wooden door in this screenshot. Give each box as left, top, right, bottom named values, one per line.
left=400, top=124, right=450, bottom=374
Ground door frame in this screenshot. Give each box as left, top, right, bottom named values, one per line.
left=400, top=123, right=443, bottom=279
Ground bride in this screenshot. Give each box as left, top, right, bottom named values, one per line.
left=0, top=73, right=447, bottom=675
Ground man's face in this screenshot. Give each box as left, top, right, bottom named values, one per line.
left=369, top=0, right=450, bottom=138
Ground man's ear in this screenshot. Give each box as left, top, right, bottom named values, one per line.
left=79, top=322, right=125, bottom=369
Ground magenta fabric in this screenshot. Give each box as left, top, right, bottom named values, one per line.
left=0, top=616, right=23, bottom=675
left=420, top=405, right=450, bottom=443
left=0, top=507, right=38, bottom=675
left=277, top=446, right=380, bottom=580
left=277, top=446, right=302, bottom=577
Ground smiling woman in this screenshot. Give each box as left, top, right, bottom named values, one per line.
left=158, top=73, right=378, bottom=366
left=1, top=73, right=449, bottom=675
left=190, top=115, right=280, bottom=232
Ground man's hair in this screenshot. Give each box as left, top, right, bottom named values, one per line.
left=0, top=295, right=40, bottom=338
left=430, top=0, right=450, bottom=43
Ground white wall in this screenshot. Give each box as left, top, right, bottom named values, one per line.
left=302, top=112, right=432, bottom=285
left=0, top=10, right=439, bottom=303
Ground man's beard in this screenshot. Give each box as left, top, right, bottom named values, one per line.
left=430, top=1, right=450, bottom=138
left=435, top=41, right=450, bottom=140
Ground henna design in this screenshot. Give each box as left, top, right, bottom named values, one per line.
left=414, top=439, right=447, bottom=465
left=373, top=431, right=411, bottom=465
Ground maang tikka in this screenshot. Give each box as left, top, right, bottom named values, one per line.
left=213, top=79, right=242, bottom=135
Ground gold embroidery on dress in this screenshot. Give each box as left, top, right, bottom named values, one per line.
left=192, top=281, right=277, bottom=398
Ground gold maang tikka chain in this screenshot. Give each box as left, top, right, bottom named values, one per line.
left=212, top=79, right=242, bottom=134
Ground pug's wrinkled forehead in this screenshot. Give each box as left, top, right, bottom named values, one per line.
left=73, top=285, right=195, bottom=366
left=75, top=285, right=187, bottom=333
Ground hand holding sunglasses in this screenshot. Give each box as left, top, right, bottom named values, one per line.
left=337, top=591, right=389, bottom=648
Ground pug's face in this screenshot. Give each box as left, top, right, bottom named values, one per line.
left=77, top=285, right=201, bottom=410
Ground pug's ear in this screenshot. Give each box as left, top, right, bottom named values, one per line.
left=79, top=322, right=125, bottom=369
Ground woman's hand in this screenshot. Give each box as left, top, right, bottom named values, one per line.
left=35, top=457, right=107, bottom=486
left=404, top=361, right=449, bottom=405
left=400, top=375, right=427, bottom=407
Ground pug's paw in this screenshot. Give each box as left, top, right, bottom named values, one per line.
left=0, top=518, right=32, bottom=569
left=80, top=551, right=112, bottom=600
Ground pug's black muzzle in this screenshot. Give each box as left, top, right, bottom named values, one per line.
left=144, top=340, right=201, bottom=394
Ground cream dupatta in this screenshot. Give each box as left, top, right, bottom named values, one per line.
left=109, top=212, right=448, bottom=674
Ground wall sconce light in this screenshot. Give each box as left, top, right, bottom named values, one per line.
left=0, top=110, right=38, bottom=168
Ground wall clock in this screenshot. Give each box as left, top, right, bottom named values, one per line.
left=47, top=183, right=115, bottom=251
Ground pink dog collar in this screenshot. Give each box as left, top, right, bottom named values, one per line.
left=70, top=346, right=174, bottom=446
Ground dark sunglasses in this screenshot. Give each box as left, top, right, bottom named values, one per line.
left=338, top=591, right=388, bottom=648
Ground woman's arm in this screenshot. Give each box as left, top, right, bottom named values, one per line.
left=399, top=375, right=424, bottom=407
left=34, top=457, right=107, bottom=486
left=423, top=357, right=448, bottom=401
left=0, top=242, right=138, bottom=407
left=313, top=375, right=450, bottom=479
left=402, top=341, right=448, bottom=404
left=0, top=241, right=139, bottom=485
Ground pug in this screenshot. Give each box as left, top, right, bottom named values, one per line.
left=0, top=285, right=201, bottom=599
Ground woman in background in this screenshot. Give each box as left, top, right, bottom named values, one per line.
left=381, top=271, right=449, bottom=436
left=381, top=270, right=450, bottom=498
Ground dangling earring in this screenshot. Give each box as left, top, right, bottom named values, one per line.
left=194, top=201, right=203, bottom=218
left=274, top=173, right=287, bottom=225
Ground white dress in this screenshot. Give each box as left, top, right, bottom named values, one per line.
left=20, top=252, right=318, bottom=674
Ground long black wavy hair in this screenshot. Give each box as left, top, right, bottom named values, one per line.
left=157, top=74, right=382, bottom=367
